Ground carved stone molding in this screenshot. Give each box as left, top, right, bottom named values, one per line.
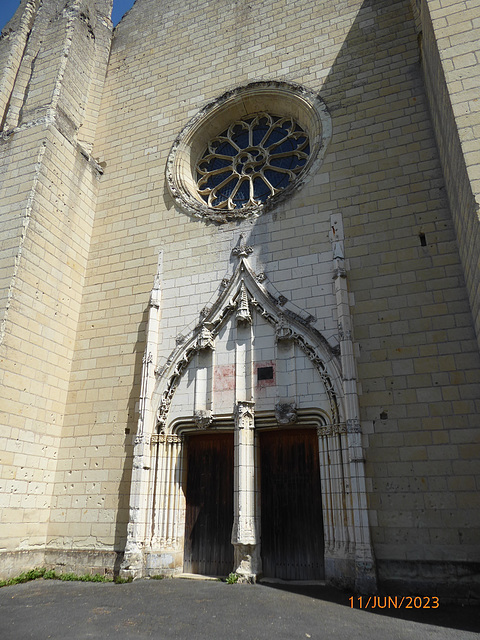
left=317, top=423, right=347, bottom=437
left=195, top=324, right=215, bottom=351
left=199, top=306, right=211, bottom=320
left=232, top=233, right=254, bottom=258
left=275, top=315, right=294, bottom=341
left=333, top=266, right=347, bottom=280
left=234, top=401, right=255, bottom=430
left=157, top=385, right=177, bottom=429
left=151, top=433, right=184, bottom=445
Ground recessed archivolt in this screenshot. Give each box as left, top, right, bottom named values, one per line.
left=160, top=409, right=330, bottom=440
left=153, top=258, right=343, bottom=433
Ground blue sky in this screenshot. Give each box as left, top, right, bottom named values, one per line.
left=0, top=0, right=136, bottom=33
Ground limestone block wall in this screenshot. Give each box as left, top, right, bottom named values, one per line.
left=418, top=0, right=480, bottom=344
left=36, top=0, right=480, bottom=592
left=0, top=1, right=40, bottom=127
left=0, top=0, right=112, bottom=576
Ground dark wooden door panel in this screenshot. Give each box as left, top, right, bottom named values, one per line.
left=184, top=432, right=234, bottom=576
left=260, top=429, right=324, bottom=580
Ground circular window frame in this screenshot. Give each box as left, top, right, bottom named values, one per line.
left=166, top=81, right=332, bottom=223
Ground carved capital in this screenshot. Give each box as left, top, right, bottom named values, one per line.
left=317, top=422, right=348, bottom=437
left=346, top=418, right=362, bottom=434
left=134, top=434, right=151, bottom=446
left=317, top=425, right=331, bottom=437
left=142, top=351, right=153, bottom=365
left=151, top=433, right=184, bottom=445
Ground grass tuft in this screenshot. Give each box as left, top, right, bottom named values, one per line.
left=0, top=568, right=133, bottom=588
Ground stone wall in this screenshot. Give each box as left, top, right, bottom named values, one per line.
left=418, top=0, right=480, bottom=345
left=0, top=0, right=112, bottom=576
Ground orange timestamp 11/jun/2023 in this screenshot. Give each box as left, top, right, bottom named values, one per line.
left=349, top=596, right=440, bottom=609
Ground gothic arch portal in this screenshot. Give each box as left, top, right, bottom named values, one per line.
left=121, top=237, right=376, bottom=589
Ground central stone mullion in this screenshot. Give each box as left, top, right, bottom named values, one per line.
left=231, top=400, right=261, bottom=582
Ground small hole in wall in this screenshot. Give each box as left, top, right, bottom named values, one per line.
left=125, top=428, right=130, bottom=435
left=419, top=232, right=427, bottom=246
left=257, top=366, right=274, bottom=381
left=379, top=411, right=388, bottom=420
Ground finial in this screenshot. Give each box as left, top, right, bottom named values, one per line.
left=236, top=281, right=252, bottom=325
left=232, top=233, right=253, bottom=259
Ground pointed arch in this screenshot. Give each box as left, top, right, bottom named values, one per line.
left=152, top=257, right=344, bottom=434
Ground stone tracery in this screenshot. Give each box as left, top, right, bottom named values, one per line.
left=196, top=113, right=310, bottom=210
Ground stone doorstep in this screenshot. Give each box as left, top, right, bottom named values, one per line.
left=172, top=573, right=327, bottom=586
left=171, top=573, right=220, bottom=581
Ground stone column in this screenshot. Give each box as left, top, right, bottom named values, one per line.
left=231, top=400, right=261, bottom=582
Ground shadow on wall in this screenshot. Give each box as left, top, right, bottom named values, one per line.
left=113, top=303, right=149, bottom=572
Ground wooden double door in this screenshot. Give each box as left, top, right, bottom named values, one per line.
left=183, top=428, right=324, bottom=579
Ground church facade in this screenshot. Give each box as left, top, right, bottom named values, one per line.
left=0, top=0, right=479, bottom=597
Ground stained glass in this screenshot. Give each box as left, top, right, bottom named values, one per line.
left=196, top=113, right=310, bottom=210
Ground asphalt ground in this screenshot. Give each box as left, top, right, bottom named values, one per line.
left=0, top=577, right=479, bottom=640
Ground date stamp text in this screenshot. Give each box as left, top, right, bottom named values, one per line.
left=349, top=596, right=439, bottom=610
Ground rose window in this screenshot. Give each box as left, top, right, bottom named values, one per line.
left=196, top=113, right=310, bottom=210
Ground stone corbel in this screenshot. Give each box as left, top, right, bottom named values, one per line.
left=275, top=402, right=297, bottom=425
left=193, top=409, right=213, bottom=430
left=275, top=315, right=294, bottom=342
